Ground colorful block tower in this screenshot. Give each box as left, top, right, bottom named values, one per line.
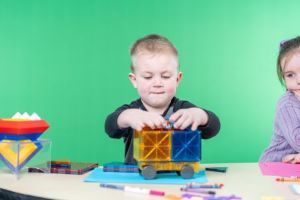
left=0, top=113, right=49, bottom=174
left=134, top=127, right=201, bottom=179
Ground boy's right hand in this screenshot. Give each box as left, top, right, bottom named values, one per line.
left=117, top=109, right=167, bottom=131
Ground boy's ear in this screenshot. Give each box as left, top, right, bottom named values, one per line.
left=176, top=72, right=183, bottom=86
left=128, top=73, right=137, bottom=88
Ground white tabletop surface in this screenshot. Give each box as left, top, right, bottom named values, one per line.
left=0, top=163, right=298, bottom=200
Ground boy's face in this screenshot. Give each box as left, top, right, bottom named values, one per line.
left=129, top=52, right=182, bottom=110
left=282, top=52, right=300, bottom=92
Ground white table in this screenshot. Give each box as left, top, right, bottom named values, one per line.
left=0, top=163, right=297, bottom=200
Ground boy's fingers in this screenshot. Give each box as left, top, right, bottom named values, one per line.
left=161, top=119, right=168, bottom=128
left=152, top=117, right=165, bottom=128
left=159, top=117, right=167, bottom=126
left=154, top=120, right=163, bottom=128
left=174, top=115, right=187, bottom=129
left=134, top=124, right=142, bottom=131
left=162, top=119, right=168, bottom=127
left=146, top=121, right=155, bottom=129
left=191, top=122, right=199, bottom=131
left=179, top=118, right=192, bottom=130
left=169, top=110, right=183, bottom=122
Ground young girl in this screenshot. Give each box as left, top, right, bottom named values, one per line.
left=260, top=36, right=300, bottom=164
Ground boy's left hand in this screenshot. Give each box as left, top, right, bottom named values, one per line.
left=169, top=107, right=208, bottom=131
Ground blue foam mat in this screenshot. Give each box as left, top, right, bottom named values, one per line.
left=84, top=168, right=207, bottom=184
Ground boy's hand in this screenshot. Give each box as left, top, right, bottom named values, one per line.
left=169, top=107, right=208, bottom=131
left=282, top=154, right=300, bottom=164
left=117, top=109, right=167, bottom=131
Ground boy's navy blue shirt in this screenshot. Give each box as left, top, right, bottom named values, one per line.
left=105, top=97, right=221, bottom=164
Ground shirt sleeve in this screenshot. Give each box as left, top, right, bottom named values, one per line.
left=199, top=110, right=221, bottom=139
left=105, top=104, right=132, bottom=139
left=278, top=105, right=300, bottom=152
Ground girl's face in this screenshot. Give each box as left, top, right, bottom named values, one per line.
left=282, top=52, right=300, bottom=92
left=129, top=52, right=182, bottom=112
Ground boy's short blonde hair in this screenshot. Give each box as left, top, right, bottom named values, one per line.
left=130, top=34, right=179, bottom=72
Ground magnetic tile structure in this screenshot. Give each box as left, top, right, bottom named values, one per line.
left=0, top=115, right=49, bottom=173
left=134, top=129, right=201, bottom=163
left=134, top=127, right=202, bottom=179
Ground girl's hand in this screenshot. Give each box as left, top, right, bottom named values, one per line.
left=282, top=154, right=300, bottom=164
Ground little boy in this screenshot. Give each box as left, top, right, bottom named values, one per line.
left=105, top=34, right=220, bottom=164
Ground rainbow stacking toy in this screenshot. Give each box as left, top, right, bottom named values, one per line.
left=0, top=113, right=49, bottom=174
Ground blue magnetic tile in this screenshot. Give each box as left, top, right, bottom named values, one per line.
left=172, top=130, right=201, bottom=161
left=103, top=162, right=139, bottom=173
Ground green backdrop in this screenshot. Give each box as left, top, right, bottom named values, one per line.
left=0, top=0, right=298, bottom=164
